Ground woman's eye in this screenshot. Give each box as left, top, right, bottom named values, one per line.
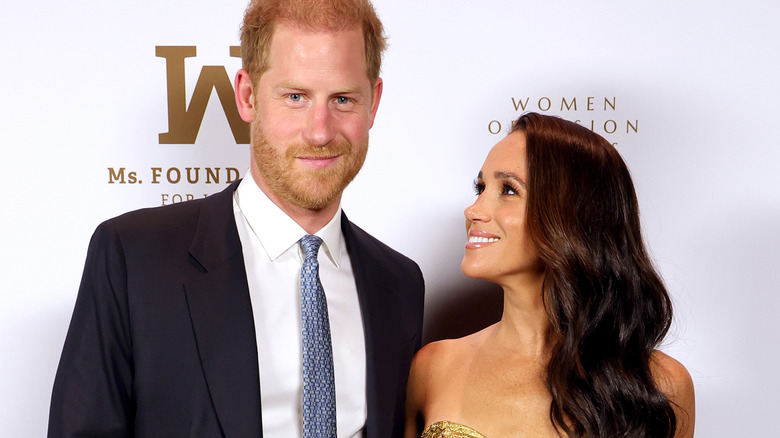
left=473, top=180, right=485, bottom=195
left=501, top=184, right=517, bottom=195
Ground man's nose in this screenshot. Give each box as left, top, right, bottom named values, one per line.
left=303, top=102, right=337, bottom=147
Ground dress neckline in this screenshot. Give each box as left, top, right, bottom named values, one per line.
left=421, top=420, right=487, bottom=438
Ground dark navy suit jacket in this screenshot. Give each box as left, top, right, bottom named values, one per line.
left=48, top=180, right=425, bottom=437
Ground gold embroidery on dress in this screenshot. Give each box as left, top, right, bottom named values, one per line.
left=421, top=420, right=487, bottom=438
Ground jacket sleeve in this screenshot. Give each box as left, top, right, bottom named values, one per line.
left=48, top=222, right=134, bottom=437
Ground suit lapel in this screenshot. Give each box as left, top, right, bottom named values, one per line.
left=184, top=181, right=263, bottom=437
left=342, top=214, right=404, bottom=438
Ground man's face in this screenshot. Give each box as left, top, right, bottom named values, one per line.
left=241, top=23, right=382, bottom=211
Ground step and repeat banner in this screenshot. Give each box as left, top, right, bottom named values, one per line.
left=1, top=0, right=778, bottom=435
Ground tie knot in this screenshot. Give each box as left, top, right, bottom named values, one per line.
left=300, top=234, right=323, bottom=259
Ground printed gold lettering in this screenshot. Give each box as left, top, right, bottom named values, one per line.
left=206, top=167, right=220, bottom=183
left=227, top=168, right=239, bottom=183
left=167, top=167, right=181, bottom=184
left=512, top=97, right=529, bottom=111
left=108, top=168, right=126, bottom=184
left=186, top=167, right=200, bottom=184
left=156, top=46, right=249, bottom=144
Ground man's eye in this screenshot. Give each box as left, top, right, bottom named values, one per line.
left=289, top=94, right=302, bottom=101
left=336, top=96, right=353, bottom=105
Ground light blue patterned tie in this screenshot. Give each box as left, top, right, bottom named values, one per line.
left=299, top=235, right=337, bottom=438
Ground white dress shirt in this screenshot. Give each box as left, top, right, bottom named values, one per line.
left=233, top=173, right=367, bottom=438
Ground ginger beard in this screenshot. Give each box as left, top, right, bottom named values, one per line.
left=251, top=121, right=368, bottom=210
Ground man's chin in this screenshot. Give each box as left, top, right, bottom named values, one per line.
left=281, top=183, right=343, bottom=211
left=285, top=194, right=338, bottom=211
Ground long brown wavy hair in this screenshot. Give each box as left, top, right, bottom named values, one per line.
left=512, top=112, right=676, bottom=437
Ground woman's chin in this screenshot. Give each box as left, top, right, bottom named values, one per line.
left=460, top=261, right=493, bottom=282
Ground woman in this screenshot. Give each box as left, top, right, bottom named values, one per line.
left=405, top=113, right=695, bottom=437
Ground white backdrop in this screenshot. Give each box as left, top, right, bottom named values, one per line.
left=2, top=0, right=779, bottom=435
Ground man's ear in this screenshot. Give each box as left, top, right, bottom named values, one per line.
left=235, top=69, right=255, bottom=123
left=368, top=77, right=383, bottom=128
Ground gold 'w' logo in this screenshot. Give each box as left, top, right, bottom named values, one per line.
left=156, top=46, right=249, bottom=144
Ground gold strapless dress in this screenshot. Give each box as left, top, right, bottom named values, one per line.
left=421, top=420, right=486, bottom=438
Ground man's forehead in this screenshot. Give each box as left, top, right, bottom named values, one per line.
left=259, top=22, right=370, bottom=82
left=271, top=21, right=364, bottom=38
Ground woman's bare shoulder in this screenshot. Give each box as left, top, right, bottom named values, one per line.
left=412, top=338, right=466, bottom=376
left=651, top=351, right=694, bottom=400
left=415, top=325, right=495, bottom=368
left=651, top=351, right=696, bottom=438
left=410, top=326, right=495, bottom=390
left=405, top=326, right=496, bottom=438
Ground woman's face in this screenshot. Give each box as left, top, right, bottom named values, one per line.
left=461, top=131, right=544, bottom=288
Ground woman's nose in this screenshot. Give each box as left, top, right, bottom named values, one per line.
left=464, top=196, right=489, bottom=222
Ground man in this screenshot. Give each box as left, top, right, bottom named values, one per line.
left=48, top=0, right=425, bottom=436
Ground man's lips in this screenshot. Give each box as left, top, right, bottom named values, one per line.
left=297, top=155, right=340, bottom=169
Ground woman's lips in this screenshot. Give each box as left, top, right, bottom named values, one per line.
left=465, top=230, right=500, bottom=249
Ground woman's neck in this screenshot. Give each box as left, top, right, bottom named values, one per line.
left=494, top=276, right=551, bottom=359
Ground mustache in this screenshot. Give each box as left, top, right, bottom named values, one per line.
left=285, top=139, right=352, bottom=159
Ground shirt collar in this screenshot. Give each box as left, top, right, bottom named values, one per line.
left=234, top=172, right=344, bottom=268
